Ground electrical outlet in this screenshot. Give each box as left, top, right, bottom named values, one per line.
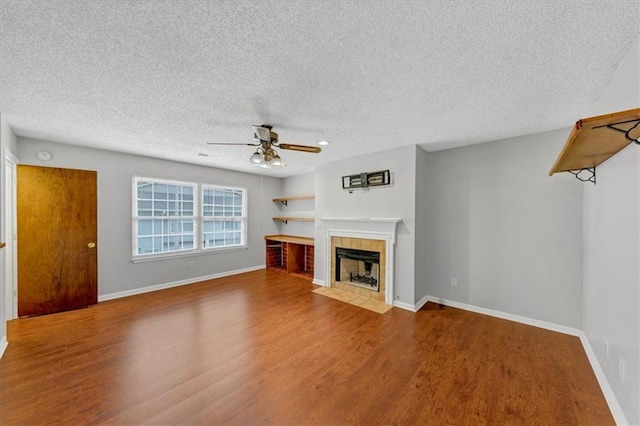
left=188, top=261, right=195, bottom=269
left=450, top=278, right=458, bottom=287
left=619, top=358, right=627, bottom=382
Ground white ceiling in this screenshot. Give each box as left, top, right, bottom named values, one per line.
left=1, top=1, right=639, bottom=177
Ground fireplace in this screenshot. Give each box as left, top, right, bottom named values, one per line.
left=329, top=236, right=387, bottom=302
left=335, top=247, right=380, bottom=292
left=320, top=217, right=401, bottom=305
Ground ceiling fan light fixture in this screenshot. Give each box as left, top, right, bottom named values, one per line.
left=269, top=153, right=285, bottom=167
left=211, top=124, right=320, bottom=168
left=250, top=150, right=264, bottom=165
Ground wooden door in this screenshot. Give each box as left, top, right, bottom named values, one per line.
left=17, top=165, right=97, bottom=317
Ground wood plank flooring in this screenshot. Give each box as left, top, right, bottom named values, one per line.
left=1, top=268, right=613, bottom=425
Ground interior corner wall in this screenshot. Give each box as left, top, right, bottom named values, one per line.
left=282, top=172, right=314, bottom=196
left=279, top=173, right=315, bottom=238
left=314, top=145, right=417, bottom=305
left=414, top=146, right=429, bottom=302
left=422, top=129, right=583, bottom=328
left=16, top=137, right=282, bottom=298
left=583, top=35, right=639, bottom=425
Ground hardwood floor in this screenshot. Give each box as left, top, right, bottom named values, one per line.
left=1, top=269, right=613, bottom=425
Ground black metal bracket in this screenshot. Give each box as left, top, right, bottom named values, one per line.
left=568, top=167, right=596, bottom=184
left=593, top=118, right=640, bottom=145
left=280, top=200, right=288, bottom=206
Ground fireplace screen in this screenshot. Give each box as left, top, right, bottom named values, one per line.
left=335, top=247, right=381, bottom=292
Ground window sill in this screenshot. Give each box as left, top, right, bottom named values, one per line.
left=131, top=245, right=249, bottom=263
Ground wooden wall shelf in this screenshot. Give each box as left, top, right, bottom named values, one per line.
left=0, top=242, right=5, bottom=249
left=549, top=108, right=640, bottom=182
left=273, top=217, right=314, bottom=223
left=273, top=195, right=315, bottom=205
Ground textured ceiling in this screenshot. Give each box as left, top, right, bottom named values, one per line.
left=1, top=1, right=639, bottom=177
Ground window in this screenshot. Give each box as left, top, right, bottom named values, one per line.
left=133, top=177, right=247, bottom=259
left=202, top=186, right=246, bottom=248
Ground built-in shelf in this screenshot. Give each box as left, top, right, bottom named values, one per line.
left=265, top=234, right=314, bottom=246
left=273, top=195, right=315, bottom=205
left=273, top=194, right=315, bottom=224
left=265, top=234, right=314, bottom=280
left=273, top=217, right=314, bottom=223
left=549, top=108, right=640, bottom=183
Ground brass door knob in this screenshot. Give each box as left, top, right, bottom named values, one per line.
left=88, top=242, right=96, bottom=248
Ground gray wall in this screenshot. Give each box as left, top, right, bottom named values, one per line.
left=414, top=146, right=429, bottom=302
left=17, top=138, right=281, bottom=297
left=314, top=145, right=417, bottom=305
left=278, top=173, right=315, bottom=238
left=421, top=129, right=583, bottom=328
left=583, top=36, right=639, bottom=425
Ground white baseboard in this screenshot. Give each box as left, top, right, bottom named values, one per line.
left=415, top=294, right=430, bottom=311
left=0, top=336, right=7, bottom=358
left=312, top=278, right=326, bottom=286
left=98, top=265, right=266, bottom=302
left=392, top=300, right=415, bottom=311
left=425, top=296, right=581, bottom=336
left=579, top=332, right=629, bottom=426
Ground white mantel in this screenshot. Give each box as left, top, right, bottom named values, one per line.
left=319, top=217, right=401, bottom=304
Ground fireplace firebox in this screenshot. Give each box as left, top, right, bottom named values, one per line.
left=335, top=247, right=381, bottom=292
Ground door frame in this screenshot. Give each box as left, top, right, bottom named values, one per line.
left=3, top=148, right=18, bottom=320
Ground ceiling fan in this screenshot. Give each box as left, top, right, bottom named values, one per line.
left=207, top=124, right=321, bottom=168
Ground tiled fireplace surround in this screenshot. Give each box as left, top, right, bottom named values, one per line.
left=320, top=217, right=401, bottom=305
left=331, top=236, right=386, bottom=302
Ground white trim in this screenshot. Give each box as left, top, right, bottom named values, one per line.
left=415, top=294, right=429, bottom=311
left=131, top=177, right=248, bottom=259
left=425, top=296, right=581, bottom=336
left=312, top=278, right=326, bottom=286
left=392, top=300, right=415, bottom=311
left=0, top=336, right=7, bottom=358
left=579, top=332, right=630, bottom=426
left=392, top=294, right=429, bottom=312
left=3, top=147, right=18, bottom=321
left=131, top=245, right=248, bottom=263
left=98, top=265, right=265, bottom=302
left=321, top=217, right=402, bottom=224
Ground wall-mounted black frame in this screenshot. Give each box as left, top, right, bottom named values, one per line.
left=342, top=170, right=390, bottom=190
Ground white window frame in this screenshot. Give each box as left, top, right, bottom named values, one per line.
left=201, top=184, right=248, bottom=251
left=132, top=177, right=248, bottom=262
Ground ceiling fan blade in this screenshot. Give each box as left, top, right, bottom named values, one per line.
left=278, top=143, right=321, bottom=153
left=207, top=142, right=260, bottom=146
